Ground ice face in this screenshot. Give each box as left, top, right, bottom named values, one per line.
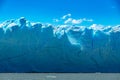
left=0, top=17, right=120, bottom=72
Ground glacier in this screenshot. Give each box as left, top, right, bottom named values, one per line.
left=0, top=17, right=120, bottom=72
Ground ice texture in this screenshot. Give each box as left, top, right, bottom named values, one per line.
left=0, top=17, right=120, bottom=72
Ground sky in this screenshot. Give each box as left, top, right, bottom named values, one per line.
left=0, top=0, right=120, bottom=26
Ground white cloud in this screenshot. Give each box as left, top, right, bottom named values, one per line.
left=53, top=14, right=93, bottom=25
left=64, top=18, right=83, bottom=24
left=64, top=18, right=82, bottom=24
left=71, top=19, right=83, bottom=24
left=62, top=14, right=71, bottom=19
left=64, top=18, right=72, bottom=24
left=64, top=18, right=92, bottom=25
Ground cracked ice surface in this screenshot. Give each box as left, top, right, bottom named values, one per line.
left=0, top=17, right=120, bottom=72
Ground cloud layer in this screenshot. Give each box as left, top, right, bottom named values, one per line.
left=53, top=14, right=93, bottom=25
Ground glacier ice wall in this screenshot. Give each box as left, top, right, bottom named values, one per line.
left=0, top=17, right=120, bottom=72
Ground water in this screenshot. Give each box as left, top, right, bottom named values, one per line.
left=0, top=73, right=120, bottom=80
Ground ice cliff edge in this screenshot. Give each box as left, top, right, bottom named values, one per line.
left=0, top=17, right=120, bottom=72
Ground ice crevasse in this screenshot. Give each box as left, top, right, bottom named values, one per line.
left=0, top=17, right=120, bottom=72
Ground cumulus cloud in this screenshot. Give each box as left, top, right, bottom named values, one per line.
left=64, top=18, right=83, bottom=24
left=64, top=18, right=72, bottom=24
left=53, top=14, right=93, bottom=25
left=71, top=19, right=83, bottom=24
left=64, top=18, right=93, bottom=24
left=62, top=14, right=71, bottom=19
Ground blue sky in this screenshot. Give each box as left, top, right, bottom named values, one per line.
left=0, top=0, right=120, bottom=26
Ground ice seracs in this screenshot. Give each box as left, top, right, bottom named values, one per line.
left=0, top=17, right=120, bottom=72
